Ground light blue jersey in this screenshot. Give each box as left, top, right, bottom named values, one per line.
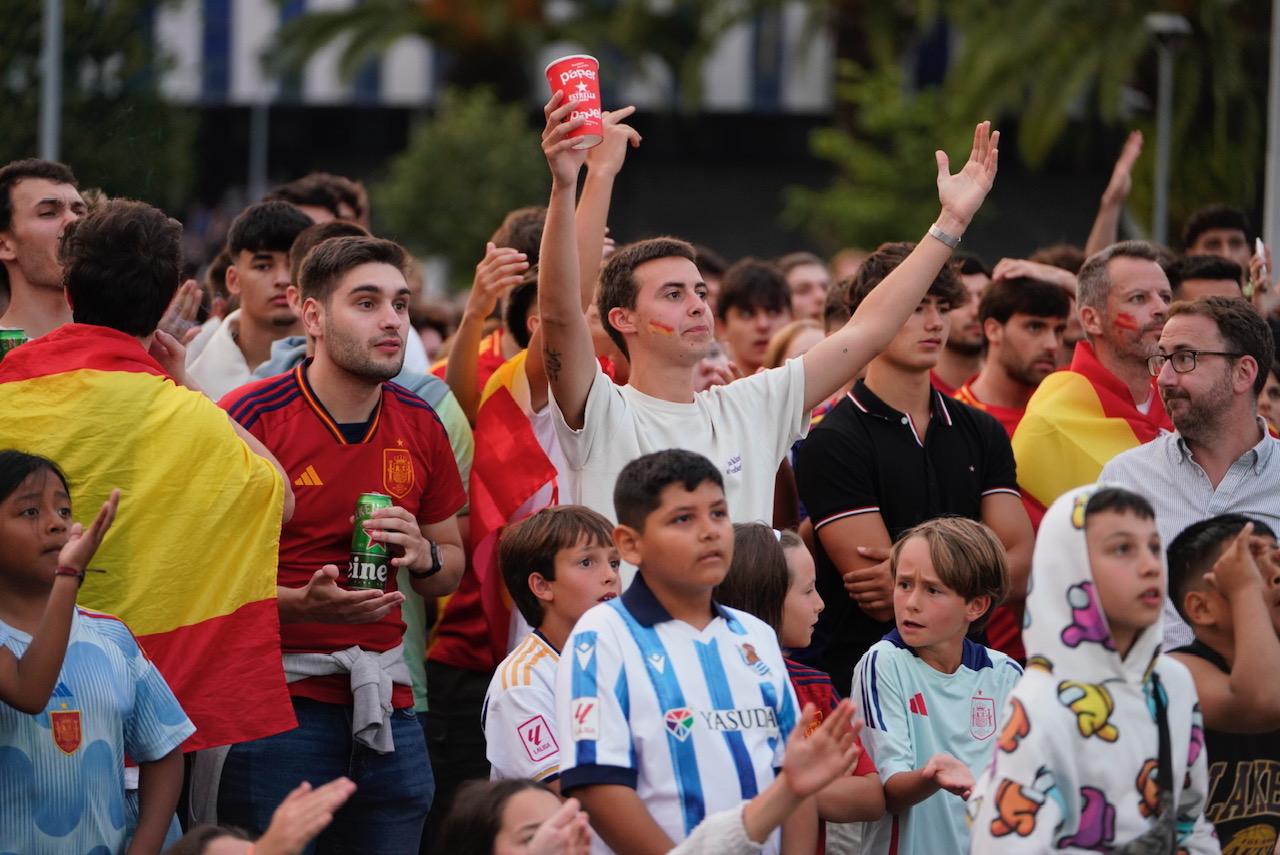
left=0, top=609, right=194, bottom=855
left=854, top=630, right=1022, bottom=855
left=556, top=574, right=799, bottom=855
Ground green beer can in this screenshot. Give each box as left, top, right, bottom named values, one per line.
left=347, top=492, right=394, bottom=591
left=0, top=330, right=27, bottom=363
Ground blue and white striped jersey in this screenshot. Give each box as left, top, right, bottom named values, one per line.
left=0, top=608, right=194, bottom=855
left=853, top=630, right=1022, bottom=855
left=556, top=574, right=799, bottom=855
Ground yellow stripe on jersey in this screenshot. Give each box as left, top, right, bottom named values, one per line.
left=501, top=633, right=559, bottom=690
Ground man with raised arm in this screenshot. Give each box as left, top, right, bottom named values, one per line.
left=536, top=91, right=998, bottom=546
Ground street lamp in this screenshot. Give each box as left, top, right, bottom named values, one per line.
left=1144, top=12, right=1191, bottom=245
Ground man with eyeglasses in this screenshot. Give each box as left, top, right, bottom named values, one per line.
left=1011, top=241, right=1174, bottom=528
left=1101, top=296, right=1279, bottom=648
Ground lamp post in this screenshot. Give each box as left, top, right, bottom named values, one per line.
left=39, top=0, right=63, bottom=161
left=1144, top=12, right=1190, bottom=246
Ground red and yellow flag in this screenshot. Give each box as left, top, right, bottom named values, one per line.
left=0, top=325, right=294, bottom=751
left=1012, top=341, right=1172, bottom=529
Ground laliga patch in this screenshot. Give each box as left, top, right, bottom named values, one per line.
left=571, top=699, right=599, bottom=741
left=518, top=714, right=559, bottom=763
left=664, top=707, right=696, bottom=742
left=970, top=693, right=996, bottom=740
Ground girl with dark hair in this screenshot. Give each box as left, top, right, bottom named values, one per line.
left=437, top=779, right=588, bottom=855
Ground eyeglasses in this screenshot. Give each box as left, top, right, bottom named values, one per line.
left=1146, top=350, right=1244, bottom=377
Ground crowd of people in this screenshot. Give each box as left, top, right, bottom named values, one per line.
left=1, top=89, right=1278, bottom=855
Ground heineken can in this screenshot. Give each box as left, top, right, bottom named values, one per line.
left=347, top=492, right=394, bottom=591
left=0, top=330, right=27, bottom=363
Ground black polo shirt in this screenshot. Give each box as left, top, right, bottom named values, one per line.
left=794, top=379, right=1019, bottom=693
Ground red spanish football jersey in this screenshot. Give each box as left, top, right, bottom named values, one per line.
left=221, top=360, right=467, bottom=707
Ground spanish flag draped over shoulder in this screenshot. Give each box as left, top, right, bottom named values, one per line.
left=1012, top=341, right=1172, bottom=529
left=0, top=325, right=294, bottom=751
left=459, top=349, right=557, bottom=664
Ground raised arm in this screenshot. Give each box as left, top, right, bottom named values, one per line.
left=801, top=122, right=1000, bottom=411
left=538, top=91, right=598, bottom=429
left=1084, top=130, right=1142, bottom=258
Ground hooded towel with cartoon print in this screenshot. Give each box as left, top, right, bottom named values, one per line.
left=967, top=484, right=1219, bottom=853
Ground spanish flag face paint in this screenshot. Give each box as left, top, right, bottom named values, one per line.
left=648, top=320, right=677, bottom=336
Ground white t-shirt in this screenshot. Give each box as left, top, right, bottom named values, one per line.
left=483, top=630, right=563, bottom=784
left=550, top=358, right=809, bottom=528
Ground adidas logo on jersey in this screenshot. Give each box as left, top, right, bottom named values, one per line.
left=293, top=465, right=323, bottom=486
left=908, top=692, right=929, bottom=716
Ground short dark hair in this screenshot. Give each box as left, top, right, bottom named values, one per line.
left=1167, top=297, right=1275, bottom=395
left=824, top=277, right=854, bottom=331
left=1029, top=243, right=1086, bottom=274
left=692, top=244, right=729, bottom=279
left=1076, top=241, right=1164, bottom=314
left=289, top=220, right=369, bottom=286
left=1164, top=254, right=1243, bottom=298
left=0, top=158, right=77, bottom=233
left=499, top=505, right=616, bottom=626
left=1085, top=486, right=1155, bottom=522
left=1182, top=204, right=1251, bottom=250
left=503, top=266, right=539, bottom=350
left=715, top=523, right=789, bottom=632
left=265, top=172, right=365, bottom=222
left=298, top=236, right=408, bottom=304
left=437, top=779, right=554, bottom=855
left=716, top=258, right=790, bottom=323
left=978, top=276, right=1072, bottom=327
left=777, top=252, right=825, bottom=276
left=614, top=449, right=724, bottom=532
left=490, top=206, right=547, bottom=261
left=1167, top=514, right=1276, bottom=622
left=597, top=237, right=697, bottom=358
left=205, top=248, right=233, bottom=301
left=0, top=450, right=69, bottom=505
left=846, top=241, right=966, bottom=315
left=890, top=517, right=1009, bottom=634
left=61, top=199, right=182, bottom=336
left=227, top=201, right=313, bottom=258
left=952, top=251, right=991, bottom=279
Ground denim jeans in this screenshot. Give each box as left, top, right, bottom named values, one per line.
left=218, top=697, right=433, bottom=854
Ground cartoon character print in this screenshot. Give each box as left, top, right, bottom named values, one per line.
left=1061, top=582, right=1117, bottom=650
left=990, top=768, right=1058, bottom=838
left=1058, top=786, right=1116, bottom=850
left=1057, top=680, right=1119, bottom=742
left=1186, top=703, right=1205, bottom=768
left=998, top=697, right=1030, bottom=754
left=1071, top=492, right=1091, bottom=529
left=1026, top=655, right=1054, bottom=673
left=1136, top=758, right=1161, bottom=818
left=1143, top=671, right=1169, bottom=722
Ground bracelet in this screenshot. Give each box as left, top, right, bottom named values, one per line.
left=54, top=566, right=85, bottom=585
left=927, top=223, right=961, bottom=249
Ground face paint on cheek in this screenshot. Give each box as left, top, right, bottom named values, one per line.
left=1113, top=312, right=1139, bottom=331
left=648, top=321, right=676, bottom=335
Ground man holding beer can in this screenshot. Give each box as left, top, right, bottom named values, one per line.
left=215, top=235, right=466, bottom=851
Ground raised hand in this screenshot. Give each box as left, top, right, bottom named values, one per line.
left=782, top=699, right=862, bottom=799
left=542, top=90, right=589, bottom=187
left=58, top=489, right=120, bottom=575
left=1206, top=523, right=1262, bottom=601
left=528, top=797, right=592, bottom=855
left=466, top=241, right=529, bottom=320
left=157, top=278, right=203, bottom=343
left=586, top=106, right=642, bottom=178
left=1102, top=130, right=1143, bottom=206
left=922, top=752, right=974, bottom=800
left=255, top=777, right=357, bottom=855
left=991, top=258, right=1079, bottom=294
left=936, top=121, right=1000, bottom=233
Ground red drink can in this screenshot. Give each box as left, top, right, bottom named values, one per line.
left=544, top=54, right=603, bottom=150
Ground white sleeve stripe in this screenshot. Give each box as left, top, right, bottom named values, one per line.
left=981, top=487, right=1021, bottom=498
left=814, top=507, right=881, bottom=529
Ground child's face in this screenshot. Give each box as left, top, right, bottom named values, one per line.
left=780, top=543, right=823, bottom=649
left=620, top=481, right=732, bottom=593
left=0, top=470, right=71, bottom=582
left=494, top=787, right=564, bottom=855
left=543, top=535, right=621, bottom=624
left=1084, top=510, right=1164, bottom=653
left=892, top=537, right=986, bottom=652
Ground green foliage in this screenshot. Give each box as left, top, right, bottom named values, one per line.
left=0, top=0, right=194, bottom=208
left=782, top=64, right=970, bottom=250
left=374, top=88, right=548, bottom=292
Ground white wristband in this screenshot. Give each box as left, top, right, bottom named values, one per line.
left=928, top=223, right=961, bottom=249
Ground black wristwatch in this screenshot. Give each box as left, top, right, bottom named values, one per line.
left=409, top=540, right=444, bottom=579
